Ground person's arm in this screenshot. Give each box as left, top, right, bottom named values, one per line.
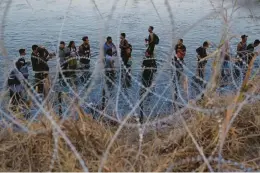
left=112, top=43, right=117, bottom=56
left=78, top=46, right=83, bottom=57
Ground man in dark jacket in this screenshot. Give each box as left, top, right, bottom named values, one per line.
left=78, top=36, right=91, bottom=83
left=78, top=36, right=91, bottom=69
left=120, top=33, right=130, bottom=67
left=196, top=41, right=209, bottom=80
left=31, top=45, right=52, bottom=94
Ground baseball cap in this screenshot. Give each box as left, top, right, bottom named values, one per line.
left=241, top=35, right=248, bottom=39
left=82, top=36, right=88, bottom=41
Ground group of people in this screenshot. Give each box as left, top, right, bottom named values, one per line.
left=6, top=24, right=259, bottom=114
left=235, top=35, right=260, bottom=77
left=7, top=27, right=139, bottom=111
left=170, top=34, right=259, bottom=105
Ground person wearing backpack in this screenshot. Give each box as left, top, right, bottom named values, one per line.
left=120, top=33, right=130, bottom=67
left=145, top=26, right=159, bottom=71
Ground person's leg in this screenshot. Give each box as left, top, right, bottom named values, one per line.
left=201, top=63, right=206, bottom=80
left=198, top=62, right=203, bottom=79
left=38, top=73, right=44, bottom=94
left=101, top=88, right=106, bottom=110
left=34, top=73, right=40, bottom=92
left=10, top=90, right=15, bottom=106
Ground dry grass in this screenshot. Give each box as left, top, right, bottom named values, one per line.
left=0, top=98, right=259, bottom=172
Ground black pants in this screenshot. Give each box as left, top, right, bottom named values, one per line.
left=139, top=68, right=155, bottom=123
left=197, top=61, right=206, bottom=79
left=10, top=90, right=21, bottom=106
left=34, top=73, right=44, bottom=93
left=147, top=44, right=155, bottom=55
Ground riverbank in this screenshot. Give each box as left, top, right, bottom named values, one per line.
left=0, top=95, right=259, bottom=171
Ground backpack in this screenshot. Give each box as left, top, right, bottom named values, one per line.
left=128, top=44, right=132, bottom=53
left=153, top=33, right=159, bottom=45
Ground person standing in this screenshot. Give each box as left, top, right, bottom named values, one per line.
left=37, top=46, right=52, bottom=95
left=31, top=45, right=52, bottom=94
left=18, top=49, right=29, bottom=80
left=58, top=41, right=70, bottom=78
left=78, top=36, right=91, bottom=83
left=102, top=48, right=115, bottom=110
left=67, top=41, right=78, bottom=77
left=145, top=26, right=159, bottom=70
left=237, top=35, right=248, bottom=60
left=8, top=59, right=26, bottom=111
left=235, top=35, right=248, bottom=78
left=172, top=45, right=188, bottom=108
left=175, top=39, right=186, bottom=53
left=78, top=36, right=91, bottom=69
left=120, top=33, right=129, bottom=67
left=31, top=45, right=41, bottom=93
left=196, top=41, right=209, bottom=80
left=104, top=36, right=117, bottom=57
left=246, top=39, right=260, bottom=65
left=104, top=48, right=115, bottom=88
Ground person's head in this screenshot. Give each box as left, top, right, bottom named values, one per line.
left=68, top=41, right=75, bottom=48
left=176, top=45, right=186, bottom=59
left=203, top=41, right=209, bottom=48
left=148, top=26, right=154, bottom=33
left=32, top=45, right=38, bottom=53
left=82, top=36, right=89, bottom=45
left=120, top=33, right=126, bottom=40
left=106, top=48, right=113, bottom=56
left=19, top=48, right=26, bottom=56
left=178, top=39, right=183, bottom=45
left=60, top=41, right=65, bottom=49
left=107, top=36, right=112, bottom=44
left=241, top=35, right=248, bottom=43
left=254, top=39, right=260, bottom=47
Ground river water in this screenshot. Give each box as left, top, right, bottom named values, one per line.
left=0, top=0, right=260, bottom=118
